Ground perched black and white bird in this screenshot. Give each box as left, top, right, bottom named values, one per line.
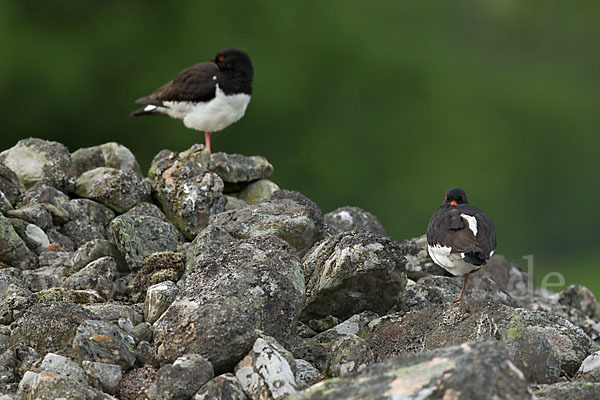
left=427, top=188, right=497, bottom=302
left=131, top=48, right=253, bottom=152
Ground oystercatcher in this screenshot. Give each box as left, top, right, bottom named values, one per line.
left=131, top=48, right=253, bottom=152
left=427, top=188, right=497, bottom=302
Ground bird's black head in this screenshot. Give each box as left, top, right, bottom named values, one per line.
left=215, top=48, right=254, bottom=79
left=443, top=188, right=468, bottom=206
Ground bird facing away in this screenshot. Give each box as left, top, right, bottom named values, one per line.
left=427, top=188, right=497, bottom=302
left=131, top=48, right=253, bottom=152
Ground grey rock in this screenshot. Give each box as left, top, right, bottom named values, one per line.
left=193, top=373, right=248, bottom=400
left=0, top=164, right=25, bottom=206
left=64, top=256, right=120, bottom=300
left=184, top=225, right=234, bottom=276
left=129, top=322, right=153, bottom=344
left=10, top=302, right=97, bottom=359
left=324, top=206, right=386, bottom=235
left=296, top=322, right=317, bottom=339
left=144, top=281, right=179, bottom=324
left=576, top=350, right=600, bottom=382
left=124, top=201, right=169, bottom=221
left=40, top=352, right=87, bottom=385
left=73, top=320, right=136, bottom=368
left=21, top=265, right=66, bottom=292
left=109, top=215, right=179, bottom=271
left=0, top=138, right=74, bottom=192
left=294, top=359, right=323, bottom=390
left=167, top=236, right=304, bottom=354
left=82, top=360, right=123, bottom=395
left=362, top=301, right=592, bottom=381
left=302, top=231, right=406, bottom=321
left=225, top=196, right=248, bottom=211
left=291, top=338, right=332, bottom=373
left=533, top=382, right=600, bottom=400
left=7, top=203, right=53, bottom=230
left=325, top=334, right=374, bottom=377
left=17, top=182, right=71, bottom=225
left=154, top=302, right=258, bottom=374
left=211, top=198, right=326, bottom=257
left=0, top=213, right=38, bottom=270
left=0, top=268, right=26, bottom=296
left=28, top=372, right=113, bottom=400
left=147, top=354, right=214, bottom=400
left=136, top=340, right=158, bottom=368
left=71, top=238, right=128, bottom=273
left=235, top=336, right=298, bottom=400
left=148, top=146, right=226, bottom=239
left=60, top=198, right=116, bottom=248
left=118, top=366, right=157, bottom=400
left=38, top=249, right=71, bottom=268
left=312, top=311, right=379, bottom=344
left=71, top=142, right=142, bottom=177
left=0, top=191, right=12, bottom=215
left=126, top=251, right=185, bottom=303
left=209, top=152, right=273, bottom=183
left=81, top=303, right=143, bottom=326
left=74, top=167, right=151, bottom=213
left=306, top=315, right=340, bottom=333
left=17, top=370, right=38, bottom=394
left=397, top=234, right=451, bottom=281
left=289, top=341, right=532, bottom=400
left=238, top=179, right=280, bottom=205
left=22, top=224, right=51, bottom=254
left=559, top=284, right=597, bottom=318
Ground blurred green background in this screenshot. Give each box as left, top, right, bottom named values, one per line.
left=1, top=1, right=599, bottom=294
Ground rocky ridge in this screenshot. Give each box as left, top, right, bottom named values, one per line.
left=0, top=138, right=599, bottom=399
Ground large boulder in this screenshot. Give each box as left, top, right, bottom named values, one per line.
left=0, top=138, right=74, bottom=192
left=209, top=152, right=273, bottom=186
left=324, top=206, right=386, bottom=235
left=289, top=341, right=533, bottom=400
left=71, top=142, right=142, bottom=177
left=301, top=231, right=406, bottom=321
left=148, top=145, right=226, bottom=239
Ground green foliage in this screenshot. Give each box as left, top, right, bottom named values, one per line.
left=1, top=1, right=599, bottom=293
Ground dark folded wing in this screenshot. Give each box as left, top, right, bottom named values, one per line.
left=135, top=61, right=219, bottom=106
left=428, top=207, right=495, bottom=254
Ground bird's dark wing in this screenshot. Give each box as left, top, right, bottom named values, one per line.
left=135, top=61, right=219, bottom=106
left=427, top=208, right=476, bottom=252
left=474, top=210, right=496, bottom=257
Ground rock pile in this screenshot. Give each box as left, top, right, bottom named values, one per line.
left=0, top=138, right=599, bottom=399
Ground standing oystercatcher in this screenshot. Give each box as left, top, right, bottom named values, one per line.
left=427, top=188, right=497, bottom=302
left=131, top=48, right=253, bottom=152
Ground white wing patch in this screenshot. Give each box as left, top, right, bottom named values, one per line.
left=144, top=105, right=157, bottom=112
left=460, top=214, right=478, bottom=237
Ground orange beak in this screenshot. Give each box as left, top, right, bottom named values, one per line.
left=450, top=200, right=457, bottom=205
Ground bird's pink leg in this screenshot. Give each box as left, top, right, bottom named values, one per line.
left=454, top=274, right=469, bottom=303
left=205, top=131, right=211, bottom=152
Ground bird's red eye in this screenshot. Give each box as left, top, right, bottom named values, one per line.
left=217, top=56, right=225, bottom=61
left=445, top=195, right=448, bottom=200
left=461, top=194, right=465, bottom=199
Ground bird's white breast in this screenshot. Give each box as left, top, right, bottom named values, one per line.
left=427, top=244, right=482, bottom=276
left=162, top=85, right=250, bottom=133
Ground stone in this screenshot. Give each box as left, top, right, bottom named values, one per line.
left=362, top=301, right=592, bottom=381
left=184, top=225, right=234, bottom=275
left=576, top=350, right=600, bottom=382
left=144, top=281, right=179, bottom=324
left=211, top=197, right=326, bottom=257
left=123, top=202, right=169, bottom=221
left=235, top=336, right=298, bottom=400
left=397, top=234, right=450, bottom=281
left=118, top=366, right=157, bottom=400
left=193, top=373, right=248, bottom=400
left=306, top=316, right=340, bottom=333
left=294, top=359, right=323, bottom=390
left=154, top=302, right=258, bottom=375
left=7, top=204, right=53, bottom=230
left=533, top=382, right=600, bottom=400
left=0, top=192, right=12, bottom=215
left=0, top=138, right=74, bottom=192
left=147, top=354, right=214, bottom=400
left=129, top=323, right=153, bottom=344
left=64, top=256, right=120, bottom=300
left=74, top=167, right=151, bottom=213
left=17, top=182, right=71, bottom=225
left=156, top=236, right=304, bottom=366
left=82, top=361, right=123, bottom=395
left=72, top=320, right=136, bottom=368
left=289, top=341, right=532, bottom=400
left=126, top=251, right=185, bottom=303
left=225, top=196, right=248, bottom=211
left=238, top=179, right=280, bottom=205
left=60, top=199, right=116, bottom=248
left=301, top=231, right=406, bottom=321
left=71, top=238, right=128, bottom=273
left=109, top=215, right=179, bottom=271
left=81, top=303, right=143, bottom=326
left=27, top=372, right=113, bottom=400
left=209, top=152, right=273, bottom=183
left=136, top=340, right=158, bottom=368
left=559, top=284, right=597, bottom=318
left=324, top=206, right=386, bottom=235
left=40, top=352, right=87, bottom=386
left=325, top=334, right=374, bottom=377
left=10, top=302, right=98, bottom=358
left=0, top=214, right=38, bottom=270
left=312, top=312, right=379, bottom=344
left=148, top=146, right=226, bottom=239
left=0, top=164, right=25, bottom=206
left=71, top=142, right=142, bottom=177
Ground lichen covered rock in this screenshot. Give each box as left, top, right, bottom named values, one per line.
left=324, top=206, right=386, bottom=235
